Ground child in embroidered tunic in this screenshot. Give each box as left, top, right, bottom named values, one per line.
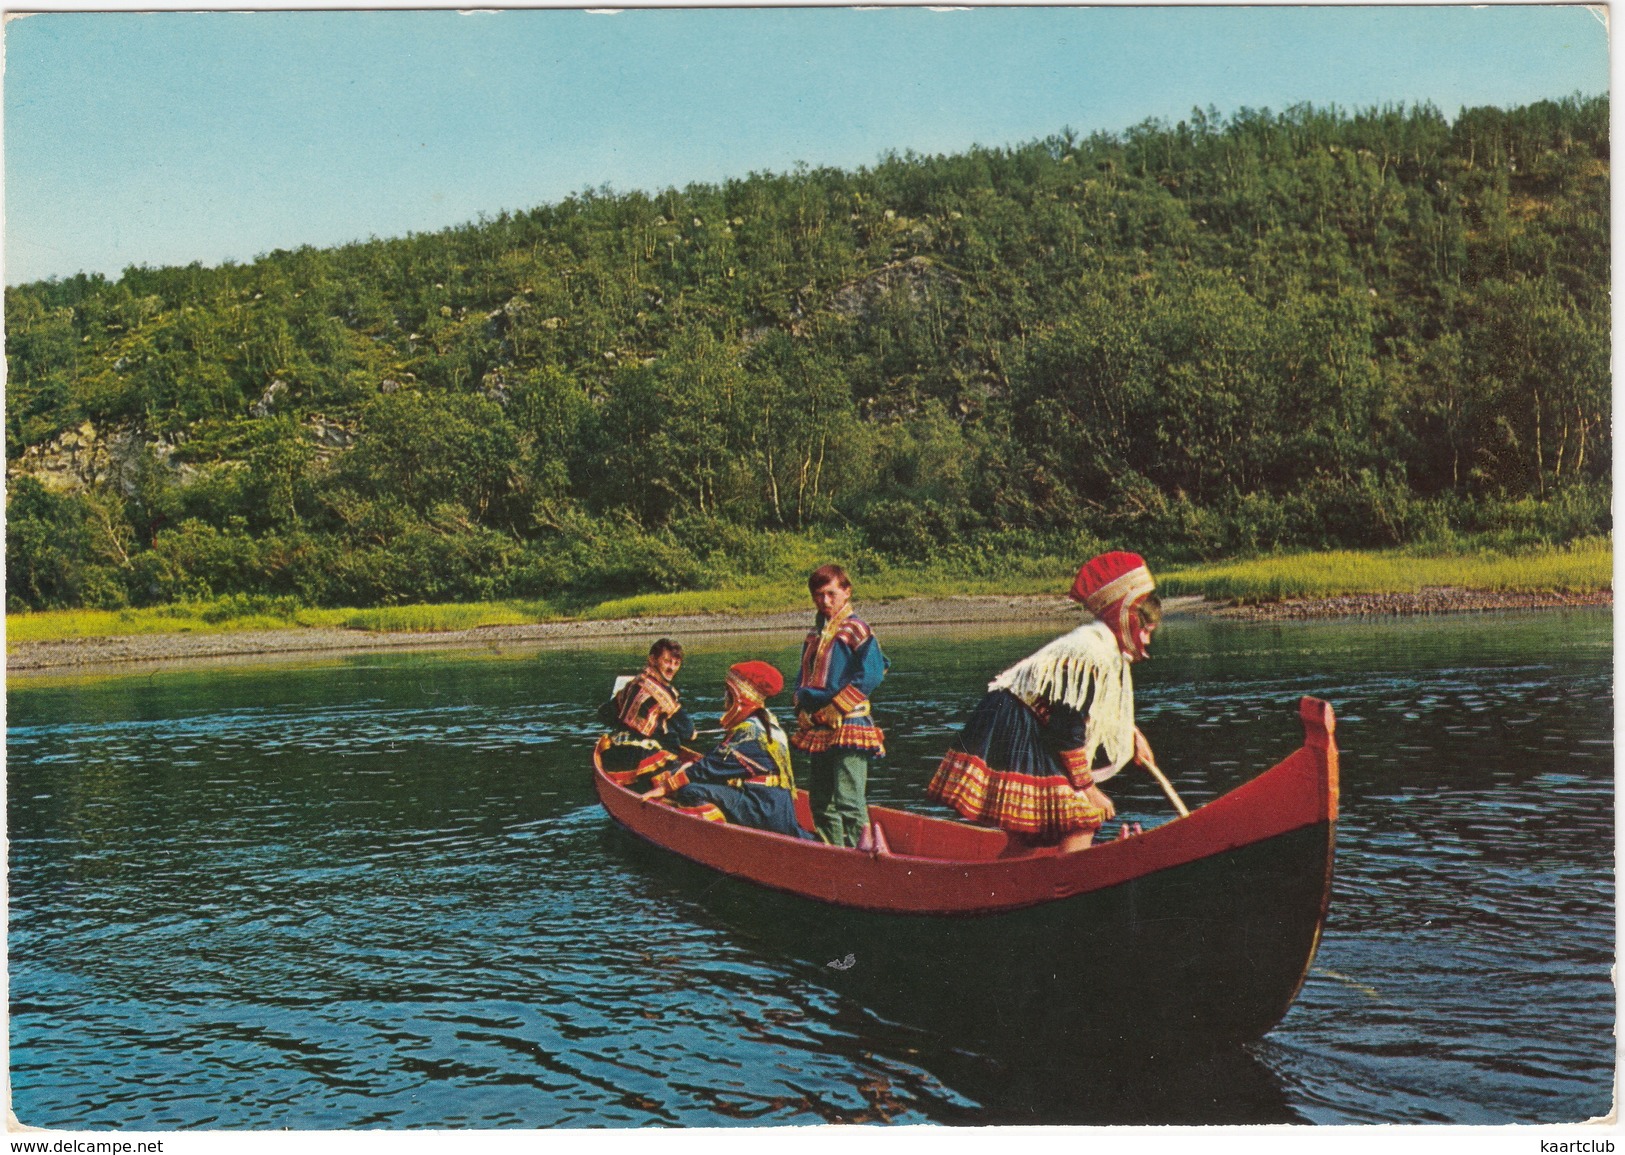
left=642, top=661, right=815, bottom=840
left=595, top=638, right=695, bottom=785
left=928, top=552, right=1162, bottom=850
left=792, top=565, right=889, bottom=847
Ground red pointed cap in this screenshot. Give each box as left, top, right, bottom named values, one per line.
left=726, top=660, right=784, bottom=702
left=1068, top=551, right=1154, bottom=612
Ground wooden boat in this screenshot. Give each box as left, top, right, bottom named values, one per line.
left=595, top=696, right=1338, bottom=1051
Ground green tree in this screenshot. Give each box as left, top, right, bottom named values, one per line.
left=337, top=390, right=518, bottom=521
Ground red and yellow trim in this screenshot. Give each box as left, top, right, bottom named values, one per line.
left=800, top=604, right=864, bottom=690
left=791, top=719, right=885, bottom=755
left=724, top=670, right=768, bottom=710
left=650, top=765, right=692, bottom=794
left=1056, top=747, right=1095, bottom=791
left=666, top=801, right=727, bottom=823
left=618, top=669, right=683, bottom=737
left=1082, top=567, right=1154, bottom=614
left=927, top=749, right=1105, bottom=838
left=831, top=684, right=869, bottom=715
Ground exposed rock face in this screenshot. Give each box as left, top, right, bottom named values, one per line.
left=251, top=379, right=289, bottom=418
left=7, top=422, right=193, bottom=496
left=793, top=255, right=960, bottom=336
left=831, top=255, right=951, bottom=313
left=9, top=414, right=357, bottom=492
left=306, top=416, right=354, bottom=459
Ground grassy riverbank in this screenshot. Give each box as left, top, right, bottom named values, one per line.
left=3, top=574, right=1060, bottom=646
left=1155, top=537, right=1613, bottom=603
left=6, top=539, right=1611, bottom=648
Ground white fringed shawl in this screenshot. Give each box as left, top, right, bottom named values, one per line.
left=987, top=619, right=1135, bottom=782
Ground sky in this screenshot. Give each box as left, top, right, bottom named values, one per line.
left=2, top=4, right=1611, bottom=285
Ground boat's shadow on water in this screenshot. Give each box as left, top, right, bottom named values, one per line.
left=607, top=826, right=1309, bottom=1126
left=816, top=1001, right=1309, bottom=1125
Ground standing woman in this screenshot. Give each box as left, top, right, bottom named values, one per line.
left=928, top=552, right=1162, bottom=851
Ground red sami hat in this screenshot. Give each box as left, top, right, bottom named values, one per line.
left=726, top=660, right=784, bottom=703
left=1068, top=551, right=1155, bottom=613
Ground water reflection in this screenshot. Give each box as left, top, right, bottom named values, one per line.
left=8, top=610, right=1613, bottom=1127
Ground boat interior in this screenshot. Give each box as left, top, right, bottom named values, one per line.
left=601, top=762, right=1054, bottom=862
left=793, top=792, right=1038, bottom=861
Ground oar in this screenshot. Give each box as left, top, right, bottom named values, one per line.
left=1139, top=751, right=1190, bottom=818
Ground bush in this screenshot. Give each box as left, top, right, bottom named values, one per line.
left=499, top=512, right=709, bottom=600
left=1209, top=492, right=1293, bottom=556
left=325, top=518, right=520, bottom=606
left=77, top=566, right=131, bottom=610
left=860, top=497, right=963, bottom=562
left=128, top=548, right=213, bottom=605
left=197, top=593, right=304, bottom=624
left=563, top=527, right=706, bottom=596
left=1286, top=471, right=1419, bottom=548
left=137, top=519, right=265, bottom=604
left=5, top=478, right=139, bottom=610
left=666, top=513, right=772, bottom=571
left=1457, top=483, right=1612, bottom=547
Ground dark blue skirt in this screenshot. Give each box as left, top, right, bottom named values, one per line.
left=928, top=690, right=1104, bottom=838
left=950, top=688, right=1058, bottom=776
left=670, top=783, right=817, bottom=840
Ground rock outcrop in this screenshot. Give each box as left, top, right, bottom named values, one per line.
left=9, top=414, right=356, bottom=493
left=7, top=422, right=192, bottom=496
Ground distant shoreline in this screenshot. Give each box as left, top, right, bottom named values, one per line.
left=1211, top=587, right=1612, bottom=621
left=5, top=588, right=1610, bottom=678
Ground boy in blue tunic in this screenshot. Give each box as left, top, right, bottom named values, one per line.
left=642, top=660, right=816, bottom=840
left=793, top=564, right=888, bottom=847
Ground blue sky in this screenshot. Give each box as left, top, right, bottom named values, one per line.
left=3, top=5, right=1610, bottom=285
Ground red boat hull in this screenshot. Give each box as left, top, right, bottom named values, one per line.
left=597, top=697, right=1338, bottom=1047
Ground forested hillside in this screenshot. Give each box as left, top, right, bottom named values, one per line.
left=5, top=97, right=1610, bottom=612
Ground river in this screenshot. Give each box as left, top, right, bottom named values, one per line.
left=7, top=610, right=1613, bottom=1128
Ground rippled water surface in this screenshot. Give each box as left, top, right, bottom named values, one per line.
left=8, top=611, right=1613, bottom=1127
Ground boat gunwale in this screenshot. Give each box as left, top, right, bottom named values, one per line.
left=596, top=696, right=1339, bottom=917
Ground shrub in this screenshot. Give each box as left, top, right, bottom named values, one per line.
left=197, top=593, right=304, bottom=624
left=860, top=497, right=963, bottom=562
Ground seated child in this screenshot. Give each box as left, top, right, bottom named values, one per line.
left=642, top=660, right=815, bottom=840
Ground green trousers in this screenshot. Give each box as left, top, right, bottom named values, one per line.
left=810, top=749, right=870, bottom=848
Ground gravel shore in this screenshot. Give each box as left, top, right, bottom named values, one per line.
left=6, top=588, right=1609, bottom=677
left=1217, top=587, right=1613, bottom=621
left=6, top=595, right=1083, bottom=676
